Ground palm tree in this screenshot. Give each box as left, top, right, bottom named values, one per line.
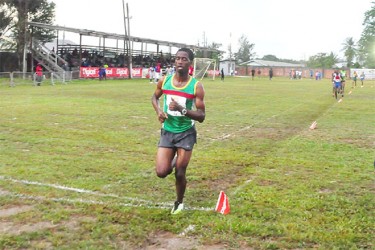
left=341, top=37, right=357, bottom=68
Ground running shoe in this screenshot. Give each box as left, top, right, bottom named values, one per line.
left=171, top=201, right=184, bottom=215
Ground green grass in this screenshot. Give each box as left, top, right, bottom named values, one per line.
left=0, top=77, right=374, bottom=249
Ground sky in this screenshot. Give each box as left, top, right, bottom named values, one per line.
left=52, top=0, right=374, bottom=61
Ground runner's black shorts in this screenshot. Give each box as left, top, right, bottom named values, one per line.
left=158, top=126, right=197, bottom=151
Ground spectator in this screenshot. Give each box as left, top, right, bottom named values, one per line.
left=154, top=63, right=161, bottom=82
left=149, top=65, right=155, bottom=83
left=188, top=65, right=194, bottom=76
left=360, top=72, right=365, bottom=87
left=35, top=63, right=43, bottom=86
left=269, top=68, right=273, bottom=80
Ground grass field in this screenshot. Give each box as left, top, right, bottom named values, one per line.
left=0, top=76, right=374, bottom=249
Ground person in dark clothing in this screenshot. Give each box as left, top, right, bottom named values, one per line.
left=221, top=68, right=224, bottom=81
left=269, top=68, right=273, bottom=80
left=251, top=68, right=255, bottom=80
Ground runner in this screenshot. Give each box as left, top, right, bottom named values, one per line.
left=332, top=70, right=342, bottom=99
left=151, top=48, right=206, bottom=215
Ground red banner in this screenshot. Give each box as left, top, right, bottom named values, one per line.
left=80, top=67, right=143, bottom=78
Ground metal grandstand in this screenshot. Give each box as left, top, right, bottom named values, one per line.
left=27, top=21, right=216, bottom=61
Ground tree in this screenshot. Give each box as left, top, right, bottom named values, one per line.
left=0, top=0, right=56, bottom=70
left=341, top=37, right=357, bottom=67
left=195, top=42, right=223, bottom=61
left=0, top=7, right=15, bottom=50
left=324, top=52, right=339, bottom=69
left=262, top=54, right=279, bottom=61
left=358, top=2, right=375, bottom=68
left=0, top=8, right=13, bottom=36
left=234, top=34, right=256, bottom=64
left=306, top=52, right=338, bottom=69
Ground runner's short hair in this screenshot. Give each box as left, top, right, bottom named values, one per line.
left=177, top=48, right=194, bottom=61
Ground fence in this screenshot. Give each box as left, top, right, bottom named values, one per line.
left=349, top=68, right=375, bottom=80
left=235, top=66, right=375, bottom=80
left=0, top=71, right=78, bottom=87
left=236, top=66, right=327, bottom=79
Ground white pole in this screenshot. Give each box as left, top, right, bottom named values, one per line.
left=122, top=0, right=130, bottom=79
left=23, top=7, right=28, bottom=77
left=213, top=61, right=216, bottom=81
left=229, top=32, right=232, bottom=76
left=126, top=3, right=133, bottom=79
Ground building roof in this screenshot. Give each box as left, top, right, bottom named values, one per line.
left=240, top=59, right=305, bottom=68
left=27, top=21, right=216, bottom=52
left=332, top=62, right=347, bottom=68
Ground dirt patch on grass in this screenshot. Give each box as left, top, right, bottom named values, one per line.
left=0, top=201, right=244, bottom=249
left=143, top=231, right=231, bottom=250
left=0, top=205, right=34, bottom=218
left=145, top=231, right=200, bottom=249
left=61, top=215, right=97, bottom=231
left=0, top=216, right=97, bottom=236
left=29, top=239, right=54, bottom=250
left=0, top=189, right=234, bottom=249
left=0, top=187, right=11, bottom=196
left=0, top=221, right=57, bottom=236
left=0, top=204, right=53, bottom=236
left=0, top=202, right=96, bottom=236
left=318, top=188, right=333, bottom=194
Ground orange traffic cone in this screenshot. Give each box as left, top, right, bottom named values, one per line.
left=309, top=121, right=317, bottom=130
left=215, top=191, right=230, bottom=215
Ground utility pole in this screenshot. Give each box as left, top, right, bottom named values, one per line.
left=22, top=0, right=28, bottom=75
left=122, top=1, right=132, bottom=79
left=122, top=0, right=128, bottom=69
left=229, top=32, right=232, bottom=76
left=126, top=3, right=133, bottom=79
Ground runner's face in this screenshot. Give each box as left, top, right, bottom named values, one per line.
left=174, top=51, right=191, bottom=74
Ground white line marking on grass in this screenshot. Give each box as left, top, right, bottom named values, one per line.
left=179, top=225, right=196, bottom=236
left=2, top=192, right=212, bottom=212
left=0, top=175, right=163, bottom=204
left=311, top=95, right=346, bottom=122
left=4, top=192, right=169, bottom=209
left=225, top=97, right=346, bottom=195
left=207, top=103, right=306, bottom=142
left=0, top=176, right=213, bottom=212
left=231, top=179, right=253, bottom=196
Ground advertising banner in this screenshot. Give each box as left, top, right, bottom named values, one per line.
left=80, top=67, right=143, bottom=78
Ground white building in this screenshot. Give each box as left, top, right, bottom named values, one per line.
left=219, top=59, right=236, bottom=76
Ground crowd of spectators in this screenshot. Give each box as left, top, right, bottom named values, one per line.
left=57, top=46, right=174, bottom=70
